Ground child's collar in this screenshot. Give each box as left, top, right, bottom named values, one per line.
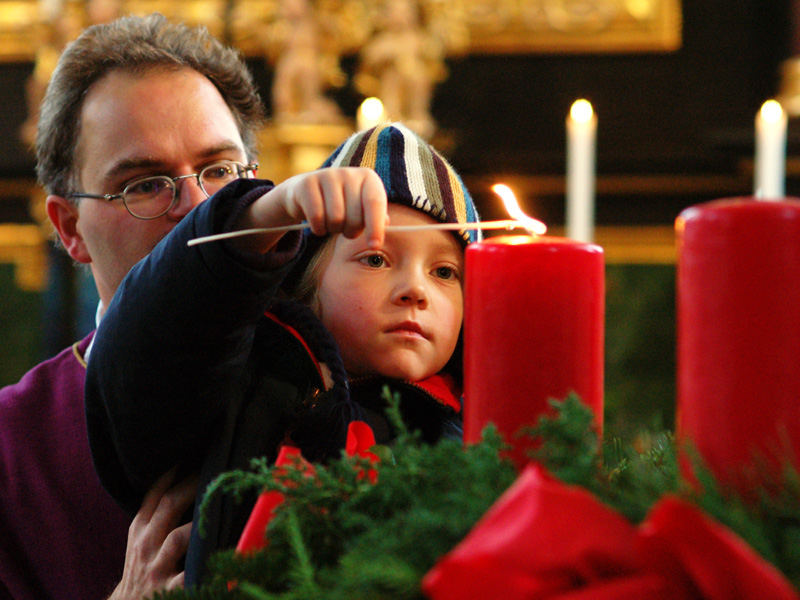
left=348, top=372, right=462, bottom=413
left=407, top=373, right=462, bottom=413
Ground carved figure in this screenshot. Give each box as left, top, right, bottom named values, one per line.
left=262, top=0, right=347, bottom=123
left=355, top=0, right=451, bottom=138
left=21, top=0, right=121, bottom=148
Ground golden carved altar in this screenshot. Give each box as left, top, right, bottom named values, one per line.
left=0, top=0, right=681, bottom=62
left=0, top=0, right=683, bottom=291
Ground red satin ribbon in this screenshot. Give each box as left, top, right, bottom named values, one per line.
left=422, top=464, right=798, bottom=600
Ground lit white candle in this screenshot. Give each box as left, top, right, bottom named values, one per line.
left=357, top=97, right=386, bottom=131
left=754, top=99, right=787, bottom=200
left=566, top=99, right=597, bottom=242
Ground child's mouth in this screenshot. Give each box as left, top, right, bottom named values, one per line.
left=386, top=321, right=427, bottom=339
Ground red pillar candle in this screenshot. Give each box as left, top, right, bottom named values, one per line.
left=463, top=235, right=605, bottom=468
left=676, top=197, right=800, bottom=489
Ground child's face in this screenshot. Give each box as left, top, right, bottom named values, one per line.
left=316, top=203, right=464, bottom=381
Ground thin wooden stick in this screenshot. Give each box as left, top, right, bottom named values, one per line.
left=186, top=219, right=544, bottom=247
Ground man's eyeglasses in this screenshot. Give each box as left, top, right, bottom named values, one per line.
left=68, top=160, right=259, bottom=220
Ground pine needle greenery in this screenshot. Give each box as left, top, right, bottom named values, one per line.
left=153, top=391, right=800, bottom=599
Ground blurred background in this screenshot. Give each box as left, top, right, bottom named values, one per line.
left=0, top=0, right=794, bottom=442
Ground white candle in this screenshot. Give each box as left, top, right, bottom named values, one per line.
left=357, top=97, right=386, bottom=131
left=754, top=99, right=787, bottom=200
left=566, top=99, right=597, bottom=242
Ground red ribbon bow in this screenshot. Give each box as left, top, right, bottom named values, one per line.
left=422, top=464, right=798, bottom=600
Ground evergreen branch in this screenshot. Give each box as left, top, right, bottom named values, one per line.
left=381, top=385, right=408, bottom=438
left=238, top=582, right=279, bottom=600
left=152, top=392, right=800, bottom=598
left=524, top=393, right=600, bottom=486
left=283, top=508, right=321, bottom=597
left=197, top=470, right=274, bottom=537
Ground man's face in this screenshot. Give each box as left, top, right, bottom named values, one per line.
left=316, top=203, right=465, bottom=382
left=48, top=66, right=248, bottom=309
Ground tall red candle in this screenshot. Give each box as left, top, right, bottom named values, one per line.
left=463, top=235, right=605, bottom=468
left=676, top=197, right=800, bottom=489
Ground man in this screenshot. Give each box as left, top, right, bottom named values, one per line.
left=0, top=13, right=265, bottom=599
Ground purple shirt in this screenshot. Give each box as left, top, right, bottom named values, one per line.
left=0, top=334, right=129, bottom=599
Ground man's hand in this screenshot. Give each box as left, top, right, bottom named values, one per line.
left=108, top=470, right=197, bottom=599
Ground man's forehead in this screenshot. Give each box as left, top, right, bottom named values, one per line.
left=76, top=66, right=246, bottom=180
left=81, top=66, right=224, bottom=121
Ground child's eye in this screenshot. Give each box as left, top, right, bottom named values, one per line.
left=360, top=254, right=386, bottom=268
left=434, top=266, right=459, bottom=280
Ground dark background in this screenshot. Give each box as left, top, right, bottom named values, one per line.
left=0, top=2, right=793, bottom=196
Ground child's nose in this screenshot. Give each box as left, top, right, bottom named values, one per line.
left=393, top=275, right=429, bottom=309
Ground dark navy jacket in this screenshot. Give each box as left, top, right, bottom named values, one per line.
left=85, top=180, right=462, bottom=584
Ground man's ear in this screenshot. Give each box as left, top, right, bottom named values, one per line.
left=46, top=195, right=91, bottom=264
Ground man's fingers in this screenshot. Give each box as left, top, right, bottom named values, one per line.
left=148, top=475, right=198, bottom=536
left=135, top=468, right=177, bottom=523
left=166, top=571, right=185, bottom=591
left=155, top=521, right=193, bottom=570
left=110, top=477, right=196, bottom=600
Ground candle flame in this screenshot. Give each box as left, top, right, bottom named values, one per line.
left=569, top=99, right=595, bottom=123
left=759, top=99, right=784, bottom=124
left=358, top=97, right=385, bottom=130
left=491, top=184, right=547, bottom=236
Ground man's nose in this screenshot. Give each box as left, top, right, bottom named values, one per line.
left=167, top=175, right=206, bottom=218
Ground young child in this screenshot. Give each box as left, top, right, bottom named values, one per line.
left=85, top=122, right=480, bottom=583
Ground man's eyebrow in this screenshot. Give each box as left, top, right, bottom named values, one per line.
left=105, top=157, right=163, bottom=180
left=104, top=143, right=246, bottom=179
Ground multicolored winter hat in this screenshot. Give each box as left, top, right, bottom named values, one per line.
left=321, top=122, right=481, bottom=244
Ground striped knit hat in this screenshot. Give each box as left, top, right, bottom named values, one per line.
left=321, top=122, right=480, bottom=244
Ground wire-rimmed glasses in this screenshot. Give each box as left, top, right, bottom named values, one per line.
left=68, top=160, right=258, bottom=220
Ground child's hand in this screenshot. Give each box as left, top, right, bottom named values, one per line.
left=237, top=167, right=388, bottom=253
